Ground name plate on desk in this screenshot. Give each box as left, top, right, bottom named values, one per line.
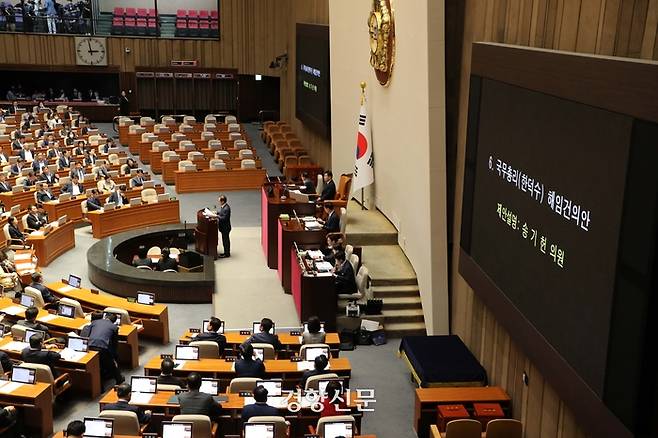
left=289, top=330, right=301, bottom=336
left=126, top=297, right=136, bottom=303
left=304, top=435, right=321, bottom=438
left=189, top=328, right=201, bottom=334
left=160, top=354, right=173, bottom=359
left=239, top=330, right=251, bottom=335
left=239, top=391, right=251, bottom=397
left=290, top=356, right=302, bottom=362
left=225, top=356, right=237, bottom=362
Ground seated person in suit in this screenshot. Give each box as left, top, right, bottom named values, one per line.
left=234, top=343, right=266, bottom=378
left=29, top=273, right=58, bottom=304
left=11, top=135, right=25, bottom=151
left=157, top=358, right=186, bottom=388
left=131, top=246, right=151, bottom=268
left=6, top=217, right=25, bottom=243
left=156, top=248, right=178, bottom=272
left=22, top=172, right=39, bottom=187
left=65, top=420, right=85, bottom=438
left=0, top=174, right=12, bottom=193
left=319, top=203, right=340, bottom=233
left=102, top=382, right=152, bottom=424
left=318, top=170, right=336, bottom=202
left=39, top=166, right=59, bottom=185
left=322, top=234, right=344, bottom=265
left=26, top=204, right=47, bottom=230
left=58, top=150, right=72, bottom=169
left=242, top=385, right=279, bottom=423
left=334, top=251, right=357, bottom=295
left=36, top=183, right=56, bottom=204
left=96, top=163, right=110, bottom=180
left=301, top=171, right=315, bottom=194
left=97, top=175, right=116, bottom=194
left=31, top=153, right=47, bottom=173
left=302, top=316, right=326, bottom=345
left=83, top=150, right=98, bottom=167
left=17, top=306, right=51, bottom=338
left=100, top=138, right=114, bottom=155
left=106, top=185, right=127, bottom=206
left=86, top=189, right=103, bottom=212
left=194, top=317, right=226, bottom=354
left=321, top=380, right=347, bottom=417
left=241, top=318, right=282, bottom=351
left=0, top=351, right=13, bottom=373
left=299, top=355, right=330, bottom=389
left=69, top=161, right=85, bottom=182
left=71, top=140, right=85, bottom=156
left=10, top=158, right=25, bottom=176
left=20, top=332, right=60, bottom=376
left=126, top=158, right=139, bottom=172
left=177, top=372, right=223, bottom=418
left=130, top=169, right=146, bottom=187
left=46, top=144, right=61, bottom=159
left=62, top=175, right=84, bottom=196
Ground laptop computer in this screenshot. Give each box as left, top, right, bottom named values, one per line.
left=253, top=347, right=265, bottom=361
left=57, top=303, right=76, bottom=318
left=303, top=321, right=326, bottom=333
left=257, top=379, right=283, bottom=397
left=304, top=346, right=330, bottom=362
left=253, top=321, right=275, bottom=334
left=137, top=291, right=155, bottom=305
left=129, top=197, right=142, bottom=206
left=199, top=378, right=226, bottom=403
left=157, top=194, right=169, bottom=202
left=58, top=193, right=71, bottom=202
left=324, top=421, right=354, bottom=438
left=201, top=319, right=224, bottom=334
left=243, top=423, right=276, bottom=438
left=175, top=345, right=199, bottom=361
left=318, top=378, right=346, bottom=396
left=131, top=376, right=158, bottom=394
left=104, top=202, right=116, bottom=211
left=67, top=274, right=82, bottom=288
left=162, top=422, right=193, bottom=438
left=11, top=366, right=36, bottom=384
left=103, top=312, right=122, bottom=326
left=20, top=293, right=35, bottom=307
left=67, top=336, right=89, bottom=352
left=58, top=215, right=68, bottom=225
left=82, top=417, right=114, bottom=437
left=143, top=180, right=155, bottom=189
left=25, top=328, right=45, bottom=343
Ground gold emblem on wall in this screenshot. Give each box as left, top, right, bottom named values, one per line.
left=368, top=0, right=395, bottom=86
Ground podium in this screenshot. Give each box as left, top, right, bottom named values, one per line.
left=195, top=210, right=218, bottom=259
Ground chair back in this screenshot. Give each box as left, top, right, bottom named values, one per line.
left=227, top=123, right=240, bottom=132
left=234, top=139, right=248, bottom=150
left=445, top=419, right=483, bottom=438
left=152, top=141, right=168, bottom=152
left=183, top=116, right=196, bottom=124
left=228, top=377, right=261, bottom=394
left=189, top=340, right=220, bottom=358
left=60, top=297, right=85, bottom=318
left=247, top=416, right=288, bottom=438
left=299, top=343, right=332, bottom=359
left=305, top=373, right=339, bottom=390
left=204, top=115, right=217, bottom=123
left=141, top=188, right=158, bottom=204
left=108, top=154, right=120, bottom=165
left=140, top=116, right=155, bottom=127
left=251, top=343, right=275, bottom=360
left=162, top=116, right=176, bottom=126
left=316, top=174, right=324, bottom=195
left=103, top=306, right=131, bottom=325
left=2, top=224, right=11, bottom=241
left=214, top=150, right=229, bottom=160
left=147, top=246, right=161, bottom=258
left=99, top=410, right=140, bottom=435
left=188, top=151, right=204, bottom=161
left=339, top=207, right=348, bottom=234
left=316, top=415, right=356, bottom=437
left=355, top=266, right=370, bottom=301
left=208, top=140, right=222, bottom=150
left=209, top=159, right=226, bottom=171
left=335, top=174, right=352, bottom=201
left=238, top=149, right=253, bottom=159
left=225, top=115, right=237, bottom=124
left=10, top=324, right=27, bottom=340
left=162, top=151, right=180, bottom=162
left=284, top=156, right=297, bottom=168
left=485, top=419, right=523, bottom=438
left=298, top=155, right=312, bottom=166
left=201, top=131, right=214, bottom=140
left=20, top=363, right=54, bottom=384
left=178, top=160, right=194, bottom=171
left=241, top=159, right=256, bottom=169
left=348, top=254, right=359, bottom=277
left=23, top=286, right=46, bottom=308
left=229, top=132, right=242, bottom=141
left=172, top=414, right=211, bottom=438
left=171, top=133, right=186, bottom=141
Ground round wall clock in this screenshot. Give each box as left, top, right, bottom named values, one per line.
left=75, top=36, right=108, bottom=66
left=368, top=0, right=395, bottom=86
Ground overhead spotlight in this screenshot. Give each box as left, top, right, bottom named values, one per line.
left=269, top=53, right=288, bottom=69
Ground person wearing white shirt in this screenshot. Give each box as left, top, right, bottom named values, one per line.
left=63, top=176, right=84, bottom=196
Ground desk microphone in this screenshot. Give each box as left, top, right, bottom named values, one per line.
left=293, top=209, right=299, bottom=223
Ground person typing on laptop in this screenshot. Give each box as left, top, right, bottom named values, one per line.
left=194, top=317, right=226, bottom=355
left=102, top=382, right=152, bottom=424
left=242, top=385, right=279, bottom=423
left=177, top=372, right=223, bottom=419
left=241, top=318, right=282, bottom=351
left=17, top=306, right=51, bottom=337
left=20, top=332, right=61, bottom=376
left=235, top=343, right=266, bottom=378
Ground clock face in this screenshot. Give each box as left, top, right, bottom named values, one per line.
left=75, top=37, right=107, bottom=66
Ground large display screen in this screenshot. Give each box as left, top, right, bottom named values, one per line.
left=295, top=23, right=330, bottom=139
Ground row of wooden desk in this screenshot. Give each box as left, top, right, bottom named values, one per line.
left=0, top=379, right=53, bottom=437
left=149, top=145, right=256, bottom=174
left=25, top=220, right=76, bottom=267
left=174, top=169, right=267, bottom=193
left=87, top=199, right=181, bottom=239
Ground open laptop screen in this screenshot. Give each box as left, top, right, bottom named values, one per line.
left=58, top=303, right=76, bottom=318
left=82, top=418, right=113, bottom=437
left=137, top=291, right=155, bottom=305
left=243, top=423, right=275, bottom=438
left=11, top=366, right=36, bottom=384
left=257, top=379, right=283, bottom=397
left=200, top=378, right=220, bottom=396
left=324, top=421, right=354, bottom=438
left=162, top=422, right=193, bottom=438
left=67, top=336, right=89, bottom=352
left=304, top=346, right=330, bottom=362
left=131, top=376, right=158, bottom=394
left=68, top=274, right=81, bottom=288
left=20, top=294, right=34, bottom=307
left=175, top=345, right=199, bottom=360
left=253, top=321, right=275, bottom=334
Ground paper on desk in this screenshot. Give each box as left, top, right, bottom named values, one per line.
left=315, top=272, right=333, bottom=277
left=38, top=314, right=58, bottom=322
left=297, top=361, right=331, bottom=371
left=306, top=250, right=324, bottom=260
left=315, top=261, right=334, bottom=272
left=30, top=231, right=45, bottom=237
left=15, top=262, right=34, bottom=271
left=60, top=349, right=86, bottom=362
left=304, top=221, right=322, bottom=230
left=58, top=285, right=75, bottom=293
left=13, top=253, right=31, bottom=261
left=130, top=392, right=154, bottom=405
left=0, top=382, right=24, bottom=394
left=173, top=360, right=186, bottom=369
left=2, top=341, right=28, bottom=352
left=0, top=306, right=24, bottom=316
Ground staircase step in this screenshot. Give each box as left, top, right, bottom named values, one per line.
left=370, top=277, right=418, bottom=287
left=337, top=296, right=422, bottom=311
left=347, top=232, right=398, bottom=246
left=338, top=308, right=425, bottom=324
left=371, top=284, right=420, bottom=298
left=384, top=321, right=428, bottom=337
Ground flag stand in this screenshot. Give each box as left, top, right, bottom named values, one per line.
left=360, top=82, right=367, bottom=211
left=361, top=188, right=365, bottom=210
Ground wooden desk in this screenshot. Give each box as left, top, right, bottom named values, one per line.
left=0, top=297, right=140, bottom=368
left=284, top=164, right=323, bottom=181
left=13, top=248, right=37, bottom=284
left=47, top=280, right=170, bottom=344
left=174, top=169, right=267, bottom=193
left=0, top=336, right=101, bottom=398
left=414, top=387, right=512, bottom=438
left=260, top=185, right=317, bottom=269
left=87, top=200, right=180, bottom=239
left=278, top=219, right=326, bottom=293
left=0, top=380, right=53, bottom=438
left=143, top=357, right=352, bottom=391
left=25, top=221, right=76, bottom=267
left=291, top=248, right=337, bottom=332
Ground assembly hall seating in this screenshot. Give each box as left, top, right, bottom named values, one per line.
left=262, top=121, right=323, bottom=181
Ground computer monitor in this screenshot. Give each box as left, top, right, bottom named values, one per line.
left=253, top=321, right=275, bottom=334
left=67, top=336, right=89, bottom=352
left=129, top=197, right=141, bottom=206
left=25, top=328, right=45, bottom=343
left=20, top=294, right=34, bottom=307
left=243, top=423, right=276, bottom=438
left=162, top=421, right=193, bottom=438
left=304, top=346, right=330, bottom=362
left=131, top=376, right=158, bottom=394
left=323, top=421, right=354, bottom=438
left=257, top=379, right=282, bottom=397
left=199, top=378, right=220, bottom=396
left=202, top=319, right=224, bottom=334
left=67, top=274, right=81, bottom=288
left=175, top=345, right=199, bottom=360
left=303, top=321, right=326, bottom=333
left=137, top=291, right=155, bottom=305
left=252, top=347, right=265, bottom=361
left=318, top=378, right=345, bottom=396
left=103, top=312, right=122, bottom=326
left=82, top=417, right=114, bottom=437
left=104, top=202, right=116, bottom=211
left=11, top=366, right=36, bottom=384
left=57, top=303, right=76, bottom=318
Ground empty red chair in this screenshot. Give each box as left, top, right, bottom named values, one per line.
left=188, top=10, right=198, bottom=18
left=176, top=17, right=188, bottom=37
left=187, top=18, right=199, bottom=36
left=124, top=9, right=136, bottom=34
left=177, top=9, right=187, bottom=18
left=135, top=8, right=147, bottom=34
left=147, top=8, right=156, bottom=17
left=113, top=7, right=125, bottom=16
left=199, top=18, right=209, bottom=36
left=210, top=10, right=218, bottom=19
left=112, top=16, right=124, bottom=35
left=199, top=10, right=209, bottom=19
left=147, top=9, right=158, bottom=35
left=210, top=10, right=218, bottom=36
left=125, top=7, right=136, bottom=17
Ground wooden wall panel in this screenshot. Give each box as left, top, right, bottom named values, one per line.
left=450, top=0, right=658, bottom=437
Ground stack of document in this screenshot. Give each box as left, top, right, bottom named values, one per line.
left=306, top=250, right=324, bottom=260
left=315, top=261, right=334, bottom=272
left=297, top=361, right=331, bottom=371
left=60, top=349, right=87, bottom=362
left=304, top=221, right=322, bottom=231
left=2, top=341, right=28, bottom=352
left=130, top=392, right=154, bottom=404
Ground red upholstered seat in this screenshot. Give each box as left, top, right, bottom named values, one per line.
left=113, top=7, right=124, bottom=16
left=125, top=7, right=136, bottom=17
left=188, top=10, right=198, bottom=18
left=177, top=9, right=187, bottom=18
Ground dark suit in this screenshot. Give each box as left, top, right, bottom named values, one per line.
left=17, top=320, right=50, bottom=337
left=69, top=169, right=85, bottom=181
left=39, top=173, right=58, bottom=185
left=194, top=332, right=226, bottom=355
left=8, top=223, right=23, bottom=241
left=46, top=149, right=61, bottom=159
left=58, top=156, right=71, bottom=169
left=62, top=182, right=84, bottom=195
left=86, top=197, right=102, bottom=211
left=26, top=213, right=46, bottom=230
left=23, top=178, right=38, bottom=187
left=242, top=332, right=282, bottom=351
left=80, top=318, right=122, bottom=381
left=29, top=282, right=56, bottom=303
left=96, top=167, right=110, bottom=179
left=320, top=179, right=336, bottom=201
left=157, top=257, right=178, bottom=272
left=11, top=140, right=23, bottom=151
left=21, top=347, right=61, bottom=376
left=32, top=160, right=47, bottom=173
left=303, top=178, right=315, bottom=194
left=9, top=164, right=23, bottom=176
left=0, top=351, right=13, bottom=372
left=300, top=368, right=327, bottom=389
left=37, top=190, right=56, bottom=203
left=218, top=203, right=231, bottom=256
left=324, top=211, right=340, bottom=233
left=102, top=400, right=150, bottom=424
left=234, top=358, right=266, bottom=378
left=84, top=155, right=97, bottom=167
left=18, top=149, right=33, bottom=161
left=157, top=374, right=186, bottom=388
left=178, top=390, right=223, bottom=418
left=0, top=181, right=11, bottom=193
left=107, top=191, right=127, bottom=206
left=241, top=402, right=279, bottom=422
left=335, top=260, right=357, bottom=295
left=130, top=176, right=144, bottom=187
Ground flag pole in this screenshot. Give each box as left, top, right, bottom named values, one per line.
left=360, top=81, right=366, bottom=211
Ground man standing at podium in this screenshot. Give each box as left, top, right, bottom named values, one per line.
left=217, top=195, right=231, bottom=258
